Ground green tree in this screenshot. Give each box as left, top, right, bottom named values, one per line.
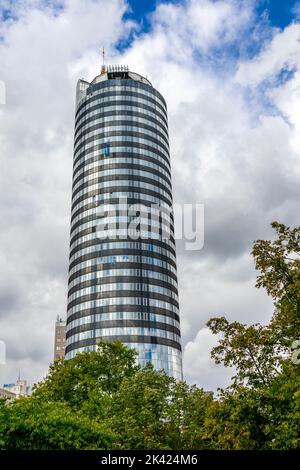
left=207, top=317, right=283, bottom=388
left=0, top=398, right=113, bottom=450
left=205, top=360, right=300, bottom=450
left=252, top=222, right=300, bottom=305
left=1, top=341, right=213, bottom=450
left=203, top=387, right=270, bottom=450
left=167, top=382, right=214, bottom=450
left=263, top=361, right=300, bottom=449
left=252, top=221, right=300, bottom=342
left=109, top=364, right=214, bottom=450
left=110, top=365, right=173, bottom=449
left=206, top=222, right=300, bottom=449
left=33, top=340, right=138, bottom=416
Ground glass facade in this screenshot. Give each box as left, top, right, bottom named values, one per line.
left=66, top=68, right=183, bottom=380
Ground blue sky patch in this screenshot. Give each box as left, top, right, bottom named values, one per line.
left=257, top=0, right=300, bottom=29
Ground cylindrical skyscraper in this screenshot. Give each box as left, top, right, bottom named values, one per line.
left=66, top=66, right=182, bottom=380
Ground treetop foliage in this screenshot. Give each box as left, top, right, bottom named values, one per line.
left=0, top=222, right=299, bottom=450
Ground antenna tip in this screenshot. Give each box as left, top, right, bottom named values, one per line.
left=100, top=46, right=106, bottom=74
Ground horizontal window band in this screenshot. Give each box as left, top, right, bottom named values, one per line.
left=74, top=117, right=169, bottom=149
left=71, top=201, right=174, bottom=220
left=71, top=197, right=174, bottom=227
left=72, top=174, right=173, bottom=202
left=88, top=79, right=167, bottom=108
left=68, top=246, right=177, bottom=272
left=69, top=236, right=176, bottom=260
left=70, top=225, right=174, bottom=248
left=73, top=160, right=171, bottom=192
left=69, top=226, right=176, bottom=254
left=73, top=140, right=170, bottom=166
left=70, top=218, right=176, bottom=242
left=76, top=94, right=168, bottom=128
left=74, top=191, right=171, bottom=218
left=68, top=311, right=180, bottom=328
left=71, top=224, right=174, bottom=243
left=72, top=171, right=172, bottom=198
left=75, top=117, right=168, bottom=140
left=72, top=187, right=172, bottom=213
left=68, top=265, right=178, bottom=294
left=67, top=312, right=180, bottom=336
left=68, top=330, right=180, bottom=347
left=66, top=319, right=180, bottom=340
left=65, top=335, right=181, bottom=355
left=70, top=211, right=174, bottom=238
left=76, top=88, right=168, bottom=122
left=70, top=219, right=174, bottom=240
left=71, top=206, right=174, bottom=238
left=75, top=109, right=168, bottom=139
left=73, top=159, right=172, bottom=188
left=74, top=134, right=169, bottom=163
left=73, top=152, right=171, bottom=183
left=76, top=88, right=167, bottom=121
left=69, top=217, right=175, bottom=243
left=76, top=95, right=168, bottom=125
left=67, top=289, right=179, bottom=311
left=74, top=129, right=169, bottom=158
left=67, top=304, right=180, bottom=326
left=72, top=202, right=173, bottom=229
left=74, top=140, right=170, bottom=171
left=68, top=276, right=178, bottom=297
left=75, top=99, right=168, bottom=131
left=68, top=286, right=178, bottom=308
left=71, top=195, right=174, bottom=217
left=69, top=247, right=177, bottom=271
left=69, top=235, right=176, bottom=260
left=68, top=268, right=177, bottom=294
left=74, top=119, right=169, bottom=148
left=68, top=258, right=178, bottom=285
left=68, top=272, right=177, bottom=293
left=75, top=110, right=168, bottom=139
left=73, top=147, right=171, bottom=179
left=72, top=162, right=172, bottom=194
left=69, top=238, right=176, bottom=266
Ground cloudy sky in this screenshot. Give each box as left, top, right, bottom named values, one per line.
left=0, top=0, right=300, bottom=391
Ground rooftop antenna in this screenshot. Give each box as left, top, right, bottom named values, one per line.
left=101, top=46, right=106, bottom=74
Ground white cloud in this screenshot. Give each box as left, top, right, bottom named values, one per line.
left=151, top=0, right=253, bottom=55
left=183, top=327, right=233, bottom=391
left=235, top=23, right=300, bottom=86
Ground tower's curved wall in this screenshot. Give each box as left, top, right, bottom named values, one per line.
left=66, top=69, right=183, bottom=380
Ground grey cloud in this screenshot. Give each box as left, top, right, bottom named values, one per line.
left=0, top=287, right=22, bottom=317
